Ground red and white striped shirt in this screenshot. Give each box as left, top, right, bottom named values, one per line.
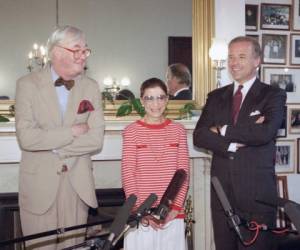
left=121, top=119, right=189, bottom=213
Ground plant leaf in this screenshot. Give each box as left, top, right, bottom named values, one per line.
left=132, top=98, right=145, bottom=117
left=183, top=102, right=196, bottom=114
left=0, top=115, right=10, bottom=122
left=116, top=103, right=132, bottom=117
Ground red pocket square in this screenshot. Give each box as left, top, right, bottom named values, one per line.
left=77, top=100, right=94, bottom=114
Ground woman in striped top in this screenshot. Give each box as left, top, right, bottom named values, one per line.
left=122, top=78, right=189, bottom=250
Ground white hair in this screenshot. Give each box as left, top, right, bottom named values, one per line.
left=46, top=25, right=85, bottom=59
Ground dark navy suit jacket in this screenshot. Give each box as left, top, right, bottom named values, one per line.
left=193, top=79, right=286, bottom=214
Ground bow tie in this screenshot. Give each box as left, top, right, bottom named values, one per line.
left=54, top=77, right=75, bottom=90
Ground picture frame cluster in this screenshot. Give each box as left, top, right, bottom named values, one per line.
left=245, top=1, right=300, bottom=175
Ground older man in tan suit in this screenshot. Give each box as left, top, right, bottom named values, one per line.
left=15, top=26, right=104, bottom=249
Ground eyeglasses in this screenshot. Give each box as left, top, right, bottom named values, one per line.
left=57, top=45, right=91, bottom=59
left=143, top=95, right=168, bottom=103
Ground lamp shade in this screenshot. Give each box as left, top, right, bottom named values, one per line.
left=121, top=77, right=131, bottom=87
left=209, top=39, right=228, bottom=61
left=103, top=76, right=113, bottom=86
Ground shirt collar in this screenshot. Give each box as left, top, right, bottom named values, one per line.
left=233, top=76, right=256, bottom=96
left=51, top=66, right=60, bottom=82
left=174, top=87, right=190, bottom=97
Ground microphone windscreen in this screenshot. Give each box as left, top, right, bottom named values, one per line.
left=129, top=193, right=158, bottom=227
left=159, top=169, right=187, bottom=205
left=109, top=194, right=137, bottom=236
left=284, top=202, right=300, bottom=232
left=136, top=193, right=158, bottom=215
left=211, top=176, right=232, bottom=212
left=255, top=194, right=288, bottom=208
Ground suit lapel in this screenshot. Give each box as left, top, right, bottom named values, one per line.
left=37, top=66, right=62, bottom=125
left=221, top=84, right=234, bottom=125
left=236, top=79, right=263, bottom=124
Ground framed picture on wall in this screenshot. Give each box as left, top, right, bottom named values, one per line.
left=297, top=139, right=300, bottom=172
left=246, top=4, right=258, bottom=31
left=288, top=104, right=300, bottom=134
left=261, top=3, right=291, bottom=30
left=277, top=106, right=287, bottom=138
left=276, top=175, right=290, bottom=227
left=263, top=67, right=299, bottom=103
left=275, top=140, right=296, bottom=173
left=292, top=0, right=300, bottom=30
left=262, top=34, right=287, bottom=64
left=290, top=34, right=300, bottom=65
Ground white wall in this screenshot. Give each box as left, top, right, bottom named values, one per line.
left=215, top=0, right=246, bottom=86
left=0, top=0, right=192, bottom=98
left=0, top=0, right=56, bottom=98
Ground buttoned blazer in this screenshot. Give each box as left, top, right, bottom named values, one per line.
left=15, top=66, right=105, bottom=214
left=193, top=79, right=286, bottom=212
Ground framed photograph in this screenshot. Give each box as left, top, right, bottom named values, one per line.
left=290, top=34, right=300, bottom=65
left=275, top=140, right=296, bottom=173
left=246, top=4, right=258, bottom=31
left=288, top=104, right=300, bottom=134
left=277, top=106, right=287, bottom=138
left=263, top=67, right=300, bottom=103
left=276, top=175, right=290, bottom=227
left=292, top=0, right=300, bottom=30
left=297, top=138, right=300, bottom=172
left=261, top=3, right=291, bottom=30
left=262, top=34, right=287, bottom=64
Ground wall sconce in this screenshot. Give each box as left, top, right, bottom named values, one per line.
left=209, top=39, right=228, bottom=88
left=102, top=76, right=131, bottom=100
left=27, top=43, right=47, bottom=72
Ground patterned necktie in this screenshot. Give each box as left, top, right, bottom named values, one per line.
left=54, top=77, right=75, bottom=91
left=232, top=85, right=243, bottom=125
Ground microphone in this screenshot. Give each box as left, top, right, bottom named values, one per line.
left=102, top=194, right=137, bottom=250
left=211, top=176, right=244, bottom=243
left=112, top=193, right=158, bottom=246
left=255, top=194, right=287, bottom=208
left=284, top=202, right=300, bottom=232
left=154, top=169, right=187, bottom=220
left=130, top=193, right=158, bottom=226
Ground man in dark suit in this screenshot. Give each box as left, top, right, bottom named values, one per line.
left=166, top=63, right=192, bottom=100
left=193, top=36, right=286, bottom=250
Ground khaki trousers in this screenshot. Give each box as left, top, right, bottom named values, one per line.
left=20, top=173, right=89, bottom=250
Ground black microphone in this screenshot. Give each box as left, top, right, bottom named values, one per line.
left=131, top=193, right=158, bottom=226
left=112, top=193, right=158, bottom=246
left=285, top=202, right=300, bottom=232
left=255, top=193, right=287, bottom=208
left=102, top=194, right=137, bottom=250
left=154, top=169, right=187, bottom=220
left=211, top=176, right=244, bottom=243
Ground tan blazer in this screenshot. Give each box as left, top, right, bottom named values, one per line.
left=15, top=66, right=105, bottom=214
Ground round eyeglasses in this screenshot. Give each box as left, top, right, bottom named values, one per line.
left=142, top=95, right=168, bottom=103
left=57, top=45, right=91, bottom=59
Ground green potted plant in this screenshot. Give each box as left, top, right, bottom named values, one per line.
left=116, top=98, right=145, bottom=117
left=178, top=102, right=196, bottom=119
left=0, top=115, right=10, bottom=122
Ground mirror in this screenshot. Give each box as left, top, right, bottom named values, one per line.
left=0, top=0, right=192, bottom=99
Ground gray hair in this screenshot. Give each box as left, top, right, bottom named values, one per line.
left=168, top=63, right=191, bottom=87
left=47, top=25, right=85, bottom=59
left=229, top=36, right=261, bottom=59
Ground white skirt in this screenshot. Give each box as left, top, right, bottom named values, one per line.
left=124, top=219, right=186, bottom=250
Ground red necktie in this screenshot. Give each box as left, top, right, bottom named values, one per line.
left=232, top=85, right=243, bottom=125
left=54, top=77, right=75, bottom=90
